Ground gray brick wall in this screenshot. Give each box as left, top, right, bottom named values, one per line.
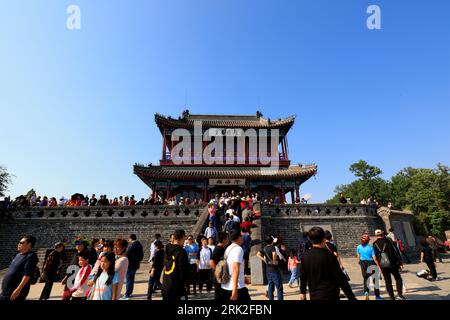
left=0, top=205, right=205, bottom=269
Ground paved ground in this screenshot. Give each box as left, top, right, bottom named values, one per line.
left=1, top=255, right=449, bottom=300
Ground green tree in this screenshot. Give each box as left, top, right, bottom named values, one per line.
left=327, top=160, right=390, bottom=204
left=0, top=166, right=12, bottom=197
left=349, top=160, right=383, bottom=180
left=328, top=161, right=450, bottom=236
left=428, top=210, right=450, bottom=237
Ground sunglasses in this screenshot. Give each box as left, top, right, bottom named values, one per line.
left=188, top=238, right=193, bottom=241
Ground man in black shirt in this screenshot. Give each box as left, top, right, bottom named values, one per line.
left=124, top=234, right=144, bottom=299
left=299, top=227, right=355, bottom=300
left=373, top=229, right=405, bottom=300
left=162, top=229, right=190, bottom=301
left=210, top=232, right=229, bottom=300
left=0, top=235, right=39, bottom=301
left=257, top=236, right=284, bottom=300
left=39, top=242, right=65, bottom=300
left=89, top=194, right=97, bottom=206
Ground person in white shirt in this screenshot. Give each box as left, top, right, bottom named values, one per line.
left=149, top=234, right=162, bottom=262
left=70, top=252, right=92, bottom=300
left=219, top=230, right=251, bottom=302
left=196, top=238, right=213, bottom=293
left=113, top=239, right=129, bottom=300
left=204, top=222, right=217, bottom=241
left=207, top=237, right=216, bottom=252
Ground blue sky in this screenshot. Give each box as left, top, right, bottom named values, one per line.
left=1, top=0, right=449, bottom=203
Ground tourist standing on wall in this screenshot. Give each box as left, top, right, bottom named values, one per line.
left=162, top=229, right=190, bottom=301
left=39, top=242, right=65, bottom=300
left=299, top=227, right=356, bottom=301
left=257, top=236, right=284, bottom=300
left=90, top=252, right=119, bottom=300
left=147, top=240, right=164, bottom=300
left=0, top=236, right=39, bottom=301
left=184, top=235, right=200, bottom=295
left=339, top=193, right=347, bottom=204
left=114, top=239, right=129, bottom=300
left=123, top=234, right=143, bottom=299
left=420, top=239, right=439, bottom=281
left=356, top=233, right=382, bottom=300
left=197, top=237, right=213, bottom=293
left=218, top=230, right=251, bottom=302
left=210, top=232, right=229, bottom=300
left=373, top=229, right=406, bottom=300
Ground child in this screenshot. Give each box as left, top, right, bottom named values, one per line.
left=287, top=249, right=299, bottom=288
left=89, top=252, right=119, bottom=300
left=146, top=240, right=164, bottom=300
left=70, top=251, right=92, bottom=300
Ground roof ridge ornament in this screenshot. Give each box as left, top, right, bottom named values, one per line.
left=256, top=111, right=263, bottom=118
left=182, top=109, right=190, bottom=119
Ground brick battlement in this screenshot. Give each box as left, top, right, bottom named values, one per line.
left=0, top=205, right=209, bottom=269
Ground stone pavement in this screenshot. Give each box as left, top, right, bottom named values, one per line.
left=1, top=255, right=449, bottom=300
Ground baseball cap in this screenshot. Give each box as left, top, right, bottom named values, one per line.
left=374, top=229, right=383, bottom=236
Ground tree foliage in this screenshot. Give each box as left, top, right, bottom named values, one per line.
left=0, top=166, right=12, bottom=197
left=326, top=160, right=390, bottom=204
left=327, top=162, right=450, bottom=237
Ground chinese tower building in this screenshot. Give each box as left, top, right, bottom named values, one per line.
left=133, top=110, right=317, bottom=202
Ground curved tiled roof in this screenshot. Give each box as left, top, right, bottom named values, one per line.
left=134, top=164, right=317, bottom=180
left=154, top=111, right=295, bottom=133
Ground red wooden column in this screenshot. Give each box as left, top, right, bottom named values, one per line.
left=281, top=188, right=286, bottom=204
left=283, top=136, right=288, bottom=160
left=162, top=128, right=166, bottom=160
left=295, top=185, right=300, bottom=203
left=291, top=190, right=295, bottom=204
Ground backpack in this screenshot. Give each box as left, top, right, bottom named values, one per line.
left=215, top=244, right=238, bottom=284
left=375, top=242, right=391, bottom=269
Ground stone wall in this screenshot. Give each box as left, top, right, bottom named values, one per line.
left=251, top=204, right=384, bottom=285
left=261, top=204, right=383, bottom=256
left=0, top=205, right=208, bottom=269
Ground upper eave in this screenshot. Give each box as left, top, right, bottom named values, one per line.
left=154, top=112, right=296, bottom=134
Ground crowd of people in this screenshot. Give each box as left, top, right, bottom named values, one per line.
left=338, top=192, right=393, bottom=208
left=1, top=190, right=287, bottom=209
left=0, top=226, right=447, bottom=301
left=0, top=190, right=447, bottom=301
